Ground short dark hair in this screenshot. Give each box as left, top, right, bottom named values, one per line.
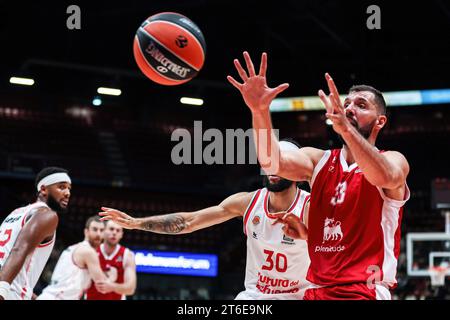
left=35, top=167, right=69, bottom=189
left=349, top=85, right=386, bottom=115
left=85, top=215, right=104, bottom=229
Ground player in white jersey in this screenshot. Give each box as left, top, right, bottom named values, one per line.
left=235, top=184, right=310, bottom=299
left=37, top=216, right=113, bottom=300
left=99, top=140, right=312, bottom=300
left=0, top=167, right=72, bottom=300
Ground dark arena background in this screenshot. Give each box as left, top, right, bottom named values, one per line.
left=1, top=0, right=449, bottom=302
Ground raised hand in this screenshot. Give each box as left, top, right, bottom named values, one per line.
left=227, top=51, right=289, bottom=114
left=98, top=207, right=139, bottom=230
left=318, top=73, right=352, bottom=135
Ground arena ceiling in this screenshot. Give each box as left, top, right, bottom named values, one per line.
left=0, top=0, right=449, bottom=108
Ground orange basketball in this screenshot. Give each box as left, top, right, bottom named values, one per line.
left=133, top=12, right=206, bottom=86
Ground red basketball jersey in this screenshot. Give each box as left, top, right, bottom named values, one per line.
left=85, top=244, right=126, bottom=300
left=307, top=148, right=409, bottom=289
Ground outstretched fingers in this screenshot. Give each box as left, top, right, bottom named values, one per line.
left=116, top=217, right=129, bottom=225
left=259, top=52, right=267, bottom=77
left=275, top=83, right=289, bottom=94
left=227, top=75, right=243, bottom=91
left=325, top=73, right=339, bottom=97
left=318, top=89, right=333, bottom=114
left=99, top=214, right=128, bottom=226
left=233, top=58, right=249, bottom=82
left=330, top=93, right=345, bottom=114
left=99, top=207, right=129, bottom=219
left=325, top=73, right=344, bottom=112
left=243, top=51, right=256, bottom=77
left=268, top=83, right=289, bottom=99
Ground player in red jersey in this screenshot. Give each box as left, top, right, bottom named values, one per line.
left=227, top=52, right=410, bottom=300
left=85, top=220, right=136, bottom=300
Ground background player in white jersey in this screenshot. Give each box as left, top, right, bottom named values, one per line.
left=0, top=167, right=72, bottom=300
left=99, top=140, right=312, bottom=300
left=37, top=216, right=113, bottom=300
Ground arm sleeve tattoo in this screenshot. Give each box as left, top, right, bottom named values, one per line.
left=139, top=214, right=187, bottom=234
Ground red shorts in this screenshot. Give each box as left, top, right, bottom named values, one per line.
left=303, top=283, right=389, bottom=300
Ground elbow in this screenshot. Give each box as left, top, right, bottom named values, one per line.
left=125, top=285, right=136, bottom=296
left=370, top=171, right=403, bottom=189
left=260, top=162, right=281, bottom=176
left=368, top=176, right=389, bottom=188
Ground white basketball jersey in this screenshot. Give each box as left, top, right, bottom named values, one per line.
left=0, top=201, right=55, bottom=300
left=37, top=241, right=91, bottom=300
left=235, top=188, right=311, bottom=300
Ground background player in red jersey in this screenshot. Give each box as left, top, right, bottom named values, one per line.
left=37, top=216, right=113, bottom=300
left=85, top=220, right=136, bottom=300
left=227, top=51, right=410, bottom=300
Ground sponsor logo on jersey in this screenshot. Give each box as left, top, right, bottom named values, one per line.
left=317, top=217, right=345, bottom=253
left=3, top=216, right=22, bottom=224
left=322, top=218, right=343, bottom=243
left=281, top=234, right=295, bottom=245
left=314, top=245, right=346, bottom=253
left=256, top=272, right=300, bottom=294
left=252, top=215, right=261, bottom=226
left=252, top=231, right=258, bottom=239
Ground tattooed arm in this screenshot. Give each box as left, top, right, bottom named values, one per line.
left=99, top=192, right=254, bottom=234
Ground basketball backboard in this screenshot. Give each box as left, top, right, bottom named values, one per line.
left=406, top=232, right=450, bottom=276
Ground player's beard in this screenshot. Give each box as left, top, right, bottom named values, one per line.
left=46, top=194, right=68, bottom=214
left=88, top=237, right=102, bottom=249
left=338, top=118, right=376, bottom=145
left=263, top=176, right=294, bottom=192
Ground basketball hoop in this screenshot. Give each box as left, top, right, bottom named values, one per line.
left=428, top=266, right=448, bottom=287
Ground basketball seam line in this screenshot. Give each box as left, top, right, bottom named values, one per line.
left=146, top=16, right=206, bottom=53
left=139, top=27, right=199, bottom=73
left=140, top=21, right=204, bottom=69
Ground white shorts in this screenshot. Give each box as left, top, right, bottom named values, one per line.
left=36, top=291, right=58, bottom=300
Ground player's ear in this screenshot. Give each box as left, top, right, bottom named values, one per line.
left=375, top=115, right=387, bottom=131
left=40, top=185, right=48, bottom=197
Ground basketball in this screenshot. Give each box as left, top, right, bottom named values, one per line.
left=133, top=12, right=206, bottom=86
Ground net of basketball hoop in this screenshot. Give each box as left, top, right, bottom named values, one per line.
left=428, top=265, right=448, bottom=287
